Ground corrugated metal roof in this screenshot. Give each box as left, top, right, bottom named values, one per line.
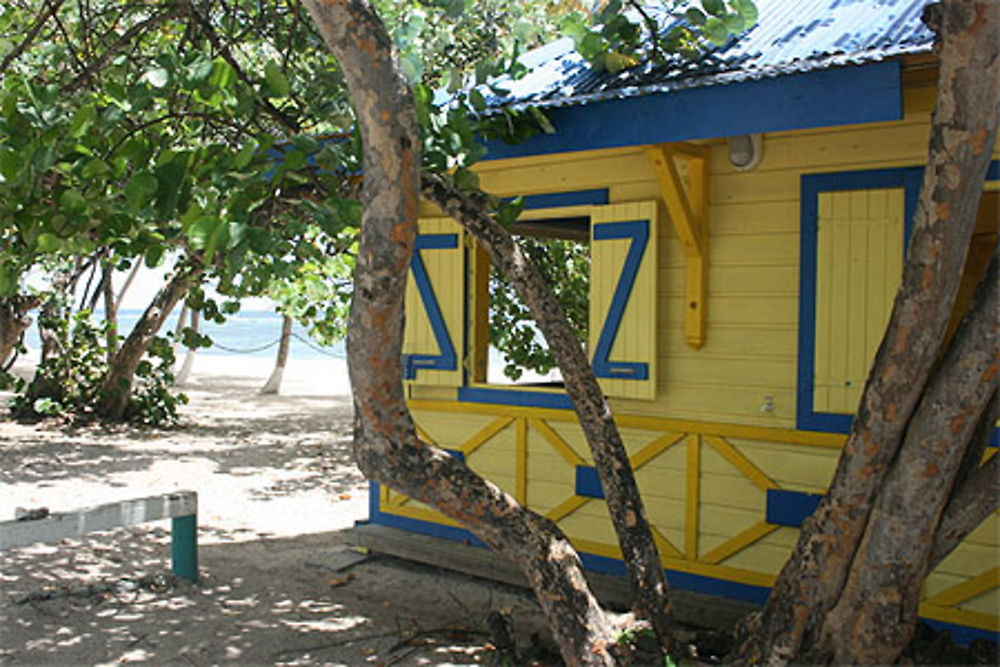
left=485, top=0, right=934, bottom=112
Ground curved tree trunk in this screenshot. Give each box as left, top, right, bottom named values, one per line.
left=422, top=174, right=674, bottom=646
left=96, top=267, right=195, bottom=420
left=301, top=2, right=618, bottom=664
left=261, top=314, right=293, bottom=394
left=737, top=2, right=1000, bottom=663
left=175, top=308, right=199, bottom=387
left=0, top=296, right=40, bottom=367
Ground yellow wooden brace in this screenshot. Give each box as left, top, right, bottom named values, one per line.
left=647, top=142, right=710, bottom=349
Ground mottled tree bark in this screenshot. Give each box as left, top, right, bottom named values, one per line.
left=929, top=391, right=1000, bottom=569
left=96, top=267, right=195, bottom=420
left=737, top=2, right=1000, bottom=663
left=0, top=296, right=40, bottom=367
left=422, top=173, right=674, bottom=647
left=261, top=314, right=293, bottom=394
left=300, top=2, right=617, bottom=663
left=817, top=252, right=998, bottom=663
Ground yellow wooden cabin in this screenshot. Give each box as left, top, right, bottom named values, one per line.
left=369, top=0, right=1000, bottom=642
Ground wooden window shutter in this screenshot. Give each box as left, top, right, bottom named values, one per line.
left=589, top=201, right=658, bottom=400
left=403, top=217, right=465, bottom=386
left=813, top=188, right=903, bottom=414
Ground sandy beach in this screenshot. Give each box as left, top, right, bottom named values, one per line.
left=0, top=354, right=552, bottom=666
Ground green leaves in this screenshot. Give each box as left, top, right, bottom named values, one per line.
left=263, top=61, right=290, bottom=98
left=125, top=171, right=158, bottom=212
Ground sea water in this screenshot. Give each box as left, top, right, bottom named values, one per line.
left=21, top=309, right=345, bottom=361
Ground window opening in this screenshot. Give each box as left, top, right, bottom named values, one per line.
left=485, top=217, right=590, bottom=386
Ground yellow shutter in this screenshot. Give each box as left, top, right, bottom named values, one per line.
left=589, top=201, right=658, bottom=400
left=403, top=217, right=464, bottom=386
left=814, top=188, right=903, bottom=414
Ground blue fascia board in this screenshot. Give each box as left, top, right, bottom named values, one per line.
left=484, top=60, right=903, bottom=160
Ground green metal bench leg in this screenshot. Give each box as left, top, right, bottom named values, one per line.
left=171, top=514, right=198, bottom=582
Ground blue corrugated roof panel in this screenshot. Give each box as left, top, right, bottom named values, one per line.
left=485, top=0, right=934, bottom=112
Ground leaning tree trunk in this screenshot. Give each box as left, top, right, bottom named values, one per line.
left=261, top=314, right=293, bottom=394
left=96, top=267, right=196, bottom=420
left=301, top=2, right=618, bottom=664
left=422, top=174, right=674, bottom=646
left=101, top=260, right=118, bottom=364
left=175, top=308, right=199, bottom=386
left=736, top=2, right=1000, bottom=663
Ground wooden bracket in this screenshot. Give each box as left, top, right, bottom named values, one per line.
left=647, top=142, right=711, bottom=349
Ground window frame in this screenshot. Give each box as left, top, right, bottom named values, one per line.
left=797, top=161, right=1000, bottom=435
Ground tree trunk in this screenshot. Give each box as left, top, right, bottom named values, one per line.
left=817, top=251, right=997, bottom=663
left=422, top=173, right=674, bottom=646
left=102, top=260, right=118, bottom=364
left=96, top=267, right=195, bottom=420
left=261, top=314, right=293, bottom=394
left=0, top=296, right=40, bottom=367
left=175, top=308, right=198, bottom=386
left=301, top=2, right=618, bottom=663
left=736, top=2, right=1000, bottom=663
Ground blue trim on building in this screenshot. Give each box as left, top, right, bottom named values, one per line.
left=445, top=449, right=466, bottom=463
left=367, top=498, right=997, bottom=642
left=458, top=386, right=574, bottom=410
left=575, top=466, right=604, bottom=499
left=797, top=161, right=1000, bottom=437
left=798, top=166, right=923, bottom=434
left=766, top=489, right=824, bottom=527
left=403, top=233, right=459, bottom=380
left=507, top=188, right=610, bottom=210
left=484, top=61, right=903, bottom=159
left=922, top=619, right=1000, bottom=647
left=592, top=220, right=650, bottom=381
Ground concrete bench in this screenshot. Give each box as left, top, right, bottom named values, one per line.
left=0, top=491, right=198, bottom=582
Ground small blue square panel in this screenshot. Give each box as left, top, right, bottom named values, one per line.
left=445, top=449, right=465, bottom=463
left=766, top=489, right=824, bottom=527
left=575, top=466, right=604, bottom=499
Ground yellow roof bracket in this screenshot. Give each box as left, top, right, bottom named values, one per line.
left=646, top=142, right=710, bottom=349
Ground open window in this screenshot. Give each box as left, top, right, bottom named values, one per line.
left=467, top=201, right=658, bottom=400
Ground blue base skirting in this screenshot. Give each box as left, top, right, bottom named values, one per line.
left=367, top=481, right=998, bottom=645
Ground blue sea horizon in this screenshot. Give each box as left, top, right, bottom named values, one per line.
left=22, top=309, right=345, bottom=361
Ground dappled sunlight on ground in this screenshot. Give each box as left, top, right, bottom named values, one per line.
left=1, top=362, right=556, bottom=665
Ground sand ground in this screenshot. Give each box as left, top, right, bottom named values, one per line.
left=0, top=355, right=552, bottom=666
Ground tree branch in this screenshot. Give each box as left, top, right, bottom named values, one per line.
left=421, top=171, right=676, bottom=651
left=184, top=0, right=301, bottom=134
left=929, top=391, right=1000, bottom=569
left=0, top=0, right=66, bottom=76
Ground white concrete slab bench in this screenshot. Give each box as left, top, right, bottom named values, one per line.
left=0, top=490, right=198, bottom=582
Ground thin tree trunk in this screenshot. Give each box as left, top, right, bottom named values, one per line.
left=115, top=260, right=141, bottom=308
left=176, top=308, right=199, bottom=387
left=422, top=173, right=674, bottom=646
left=102, top=260, right=118, bottom=364
left=97, top=267, right=195, bottom=420
left=261, top=314, right=293, bottom=394
left=301, top=2, right=618, bottom=663
left=737, top=2, right=1000, bottom=663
